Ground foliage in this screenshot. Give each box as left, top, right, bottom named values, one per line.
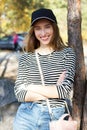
left=81, top=0, right=87, bottom=40
left=47, top=0, right=67, bottom=8
left=0, top=0, right=49, bottom=35
left=0, top=0, right=87, bottom=41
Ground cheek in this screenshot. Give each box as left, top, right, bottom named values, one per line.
left=49, top=28, right=54, bottom=35
left=50, top=30, right=54, bottom=39
left=34, top=31, right=40, bottom=39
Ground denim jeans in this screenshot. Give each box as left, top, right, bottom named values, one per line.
left=13, top=102, right=65, bottom=130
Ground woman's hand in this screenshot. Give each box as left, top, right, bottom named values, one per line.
left=26, top=84, right=58, bottom=99
left=57, top=71, right=66, bottom=85
left=25, top=90, right=47, bottom=102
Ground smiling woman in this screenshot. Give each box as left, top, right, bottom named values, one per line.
left=33, top=19, right=54, bottom=54
left=13, top=8, right=76, bottom=130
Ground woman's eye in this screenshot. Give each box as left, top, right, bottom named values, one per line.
left=34, top=27, right=40, bottom=31
left=45, top=25, right=51, bottom=28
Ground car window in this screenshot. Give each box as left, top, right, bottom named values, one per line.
left=1, top=36, right=8, bottom=40
left=0, top=36, right=12, bottom=41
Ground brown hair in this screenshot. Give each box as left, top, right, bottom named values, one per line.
left=25, top=22, right=67, bottom=52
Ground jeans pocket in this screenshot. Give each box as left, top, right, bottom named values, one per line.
left=27, top=102, right=35, bottom=109
left=19, top=102, right=35, bottom=112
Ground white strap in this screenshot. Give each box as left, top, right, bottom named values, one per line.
left=35, top=51, right=52, bottom=114
left=35, top=52, right=44, bottom=86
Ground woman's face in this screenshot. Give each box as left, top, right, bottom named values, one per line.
left=33, top=19, right=54, bottom=47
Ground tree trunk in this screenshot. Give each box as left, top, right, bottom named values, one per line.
left=67, top=0, right=86, bottom=130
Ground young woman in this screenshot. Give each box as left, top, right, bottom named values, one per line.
left=13, top=8, right=76, bottom=130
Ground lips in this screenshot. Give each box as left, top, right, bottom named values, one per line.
left=40, top=36, right=50, bottom=41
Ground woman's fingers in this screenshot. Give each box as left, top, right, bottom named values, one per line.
left=57, top=71, right=66, bottom=85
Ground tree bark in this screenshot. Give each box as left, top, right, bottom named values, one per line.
left=67, top=0, right=86, bottom=130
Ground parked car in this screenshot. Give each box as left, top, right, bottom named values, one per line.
left=0, top=35, right=25, bottom=50
left=17, top=32, right=28, bottom=37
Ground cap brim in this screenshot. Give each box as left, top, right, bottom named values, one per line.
left=31, top=16, right=56, bottom=26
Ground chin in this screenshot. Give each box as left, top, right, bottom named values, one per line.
left=41, top=41, right=51, bottom=45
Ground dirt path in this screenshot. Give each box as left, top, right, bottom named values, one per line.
left=0, top=51, right=21, bottom=130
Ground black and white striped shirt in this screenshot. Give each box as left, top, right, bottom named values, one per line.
left=14, top=47, right=76, bottom=107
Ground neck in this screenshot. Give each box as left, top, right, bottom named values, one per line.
left=36, top=46, right=54, bottom=55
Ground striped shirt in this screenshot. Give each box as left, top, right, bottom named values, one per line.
left=14, top=47, right=76, bottom=107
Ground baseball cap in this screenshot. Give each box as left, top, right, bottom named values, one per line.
left=31, top=8, right=57, bottom=26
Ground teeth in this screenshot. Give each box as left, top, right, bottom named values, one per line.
left=41, top=37, right=49, bottom=40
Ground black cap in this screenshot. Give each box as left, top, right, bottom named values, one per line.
left=31, top=8, right=57, bottom=26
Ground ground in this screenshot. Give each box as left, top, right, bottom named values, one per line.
left=0, top=51, right=21, bottom=130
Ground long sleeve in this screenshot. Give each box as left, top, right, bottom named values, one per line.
left=14, top=54, right=28, bottom=102
left=56, top=48, right=76, bottom=99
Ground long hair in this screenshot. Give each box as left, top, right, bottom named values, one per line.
left=25, top=22, right=67, bottom=52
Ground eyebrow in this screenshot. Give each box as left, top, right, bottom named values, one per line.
left=34, top=23, right=51, bottom=28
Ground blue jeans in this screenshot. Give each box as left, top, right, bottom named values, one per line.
left=13, top=102, right=65, bottom=130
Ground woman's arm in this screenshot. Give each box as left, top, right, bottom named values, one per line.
left=25, top=90, right=47, bottom=102
left=26, top=85, right=58, bottom=99
left=25, top=71, right=66, bottom=99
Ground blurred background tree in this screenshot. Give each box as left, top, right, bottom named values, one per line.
left=0, top=0, right=49, bottom=35
left=0, top=0, right=87, bottom=42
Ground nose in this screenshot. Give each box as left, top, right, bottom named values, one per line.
left=40, top=29, right=46, bottom=36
